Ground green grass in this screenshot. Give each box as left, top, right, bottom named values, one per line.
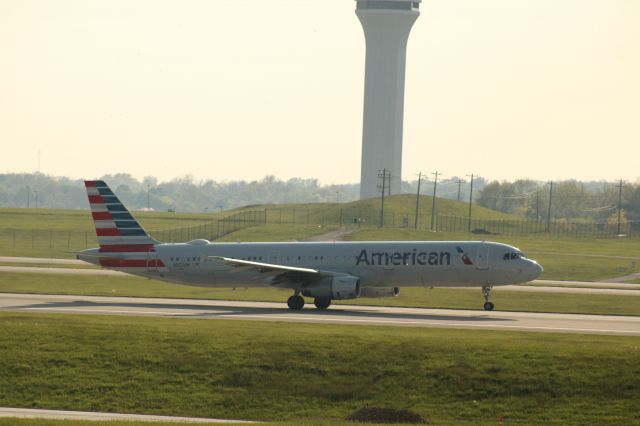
left=261, top=193, right=520, bottom=228
left=0, top=313, right=638, bottom=425
left=1, top=272, right=639, bottom=316
left=215, top=225, right=339, bottom=242
left=0, top=208, right=221, bottom=232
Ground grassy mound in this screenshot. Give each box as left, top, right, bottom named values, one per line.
left=346, top=407, right=427, bottom=424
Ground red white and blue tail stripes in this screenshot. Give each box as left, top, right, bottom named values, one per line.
left=84, top=180, right=163, bottom=268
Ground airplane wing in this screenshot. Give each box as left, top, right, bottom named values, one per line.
left=208, top=256, right=322, bottom=277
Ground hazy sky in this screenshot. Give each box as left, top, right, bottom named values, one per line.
left=1, top=0, right=639, bottom=184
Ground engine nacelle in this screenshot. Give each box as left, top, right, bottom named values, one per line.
left=359, top=287, right=400, bottom=298
left=302, top=275, right=361, bottom=300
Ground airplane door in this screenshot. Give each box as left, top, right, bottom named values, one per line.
left=147, top=249, right=159, bottom=273
left=268, top=250, right=280, bottom=264
left=476, top=246, right=489, bottom=270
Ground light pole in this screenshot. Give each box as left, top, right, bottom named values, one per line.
left=467, top=174, right=475, bottom=232
left=34, top=190, right=38, bottom=208
left=26, top=186, right=31, bottom=208
left=546, top=181, right=553, bottom=232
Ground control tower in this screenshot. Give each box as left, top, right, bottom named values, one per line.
left=356, top=0, right=420, bottom=199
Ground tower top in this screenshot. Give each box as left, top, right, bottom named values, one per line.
left=356, top=0, right=420, bottom=11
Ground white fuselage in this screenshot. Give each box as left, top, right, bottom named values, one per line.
left=80, top=240, right=543, bottom=289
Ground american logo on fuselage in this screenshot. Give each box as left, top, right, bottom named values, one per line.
left=356, top=249, right=451, bottom=266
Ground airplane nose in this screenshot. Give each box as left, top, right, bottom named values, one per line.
left=531, top=261, right=543, bottom=278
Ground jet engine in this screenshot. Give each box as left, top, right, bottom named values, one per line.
left=302, top=275, right=361, bottom=300
left=359, top=287, right=400, bottom=298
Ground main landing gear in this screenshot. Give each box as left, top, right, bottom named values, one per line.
left=287, top=294, right=305, bottom=311
left=482, top=285, right=494, bottom=311
left=287, top=293, right=332, bottom=311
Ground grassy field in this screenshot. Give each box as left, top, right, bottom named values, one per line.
left=0, top=196, right=521, bottom=259
left=1, top=271, right=639, bottom=316
left=0, top=313, right=638, bottom=425
left=0, top=208, right=221, bottom=232
left=2, top=204, right=640, bottom=281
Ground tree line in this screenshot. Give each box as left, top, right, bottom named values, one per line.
left=3, top=172, right=637, bottom=224
left=476, top=179, right=639, bottom=224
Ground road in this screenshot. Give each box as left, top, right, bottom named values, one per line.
left=1, top=293, right=639, bottom=336
left=0, top=407, right=253, bottom=423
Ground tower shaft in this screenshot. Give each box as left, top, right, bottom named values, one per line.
left=356, top=0, right=420, bottom=199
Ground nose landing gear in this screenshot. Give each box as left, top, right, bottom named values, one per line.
left=482, top=285, right=494, bottom=311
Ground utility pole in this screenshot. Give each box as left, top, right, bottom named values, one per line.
left=430, top=171, right=440, bottom=230
left=378, top=169, right=390, bottom=227
left=34, top=190, right=38, bottom=208
left=467, top=174, right=474, bottom=232
left=414, top=172, right=423, bottom=229
left=26, top=186, right=30, bottom=208
left=546, top=181, right=553, bottom=232
left=617, top=179, right=625, bottom=235
left=456, top=179, right=463, bottom=201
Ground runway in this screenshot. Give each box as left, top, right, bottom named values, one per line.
left=2, top=263, right=639, bottom=295
left=1, top=293, right=639, bottom=336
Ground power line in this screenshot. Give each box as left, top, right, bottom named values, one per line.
left=430, top=171, right=440, bottom=230
left=617, top=179, right=625, bottom=235
left=546, top=181, right=553, bottom=232
left=377, top=169, right=390, bottom=227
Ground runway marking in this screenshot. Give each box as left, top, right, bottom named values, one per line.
left=25, top=307, right=196, bottom=316
left=0, top=407, right=256, bottom=423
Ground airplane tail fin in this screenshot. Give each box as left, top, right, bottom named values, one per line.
left=84, top=180, right=160, bottom=252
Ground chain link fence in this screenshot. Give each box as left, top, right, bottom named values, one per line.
left=0, top=210, right=266, bottom=253
left=1, top=207, right=637, bottom=255
left=435, top=215, right=640, bottom=238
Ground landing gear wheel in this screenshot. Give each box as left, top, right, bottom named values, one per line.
left=287, top=295, right=305, bottom=310
left=314, top=298, right=331, bottom=310
left=481, top=285, right=494, bottom=311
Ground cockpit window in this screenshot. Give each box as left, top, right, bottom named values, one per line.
left=504, top=252, right=524, bottom=260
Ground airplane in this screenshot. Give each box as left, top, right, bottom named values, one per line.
left=78, top=180, right=543, bottom=311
